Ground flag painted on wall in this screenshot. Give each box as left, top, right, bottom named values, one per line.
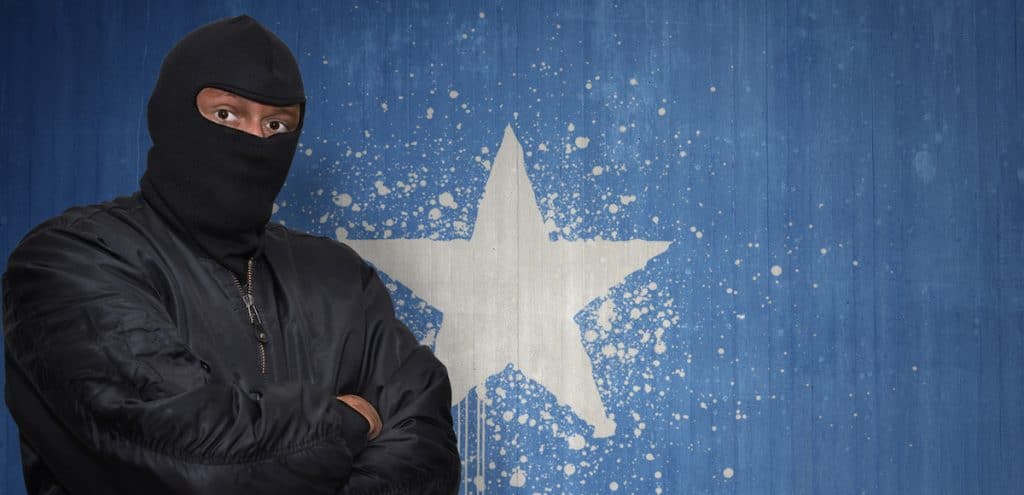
left=267, top=1, right=1024, bottom=493
left=1, top=1, right=1022, bottom=494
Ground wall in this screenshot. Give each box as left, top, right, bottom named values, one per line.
left=1, top=1, right=1022, bottom=493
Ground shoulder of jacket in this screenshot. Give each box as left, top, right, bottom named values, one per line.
left=265, top=223, right=366, bottom=267
left=12, top=194, right=147, bottom=254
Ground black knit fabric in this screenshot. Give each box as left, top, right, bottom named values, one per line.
left=140, top=15, right=306, bottom=277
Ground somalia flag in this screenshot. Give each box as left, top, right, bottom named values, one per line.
left=2, top=1, right=1023, bottom=494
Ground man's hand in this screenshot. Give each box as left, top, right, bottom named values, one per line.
left=336, top=395, right=382, bottom=440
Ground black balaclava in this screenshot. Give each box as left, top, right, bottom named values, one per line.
left=140, top=15, right=306, bottom=277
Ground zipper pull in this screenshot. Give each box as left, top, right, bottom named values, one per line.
left=241, top=293, right=263, bottom=325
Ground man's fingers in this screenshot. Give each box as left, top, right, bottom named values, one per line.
left=336, top=394, right=383, bottom=440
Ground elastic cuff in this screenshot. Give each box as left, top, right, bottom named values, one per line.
left=331, top=400, right=369, bottom=456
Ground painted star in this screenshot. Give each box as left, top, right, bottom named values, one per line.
left=346, top=125, right=671, bottom=437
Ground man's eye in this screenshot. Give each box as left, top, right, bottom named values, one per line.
left=266, top=120, right=290, bottom=134
left=215, top=109, right=235, bottom=121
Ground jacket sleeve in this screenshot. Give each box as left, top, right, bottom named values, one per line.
left=2, top=223, right=370, bottom=495
left=340, top=263, right=461, bottom=495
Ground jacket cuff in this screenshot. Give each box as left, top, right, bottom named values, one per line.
left=331, top=400, right=369, bottom=456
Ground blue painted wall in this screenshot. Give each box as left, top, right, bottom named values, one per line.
left=1, top=1, right=1022, bottom=493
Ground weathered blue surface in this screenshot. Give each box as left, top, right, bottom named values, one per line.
left=1, top=1, right=1022, bottom=493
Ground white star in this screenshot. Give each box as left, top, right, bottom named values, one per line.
left=346, top=126, right=670, bottom=437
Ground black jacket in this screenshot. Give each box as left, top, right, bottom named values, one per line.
left=2, top=193, right=460, bottom=494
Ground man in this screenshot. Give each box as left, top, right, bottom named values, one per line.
left=2, top=15, right=460, bottom=494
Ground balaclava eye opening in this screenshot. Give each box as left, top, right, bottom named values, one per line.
left=140, top=15, right=306, bottom=277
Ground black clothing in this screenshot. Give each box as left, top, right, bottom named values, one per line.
left=140, top=15, right=306, bottom=278
left=2, top=193, right=460, bottom=494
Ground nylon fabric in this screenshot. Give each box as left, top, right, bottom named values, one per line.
left=2, top=193, right=460, bottom=494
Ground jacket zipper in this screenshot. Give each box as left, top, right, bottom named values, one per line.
left=231, top=258, right=268, bottom=375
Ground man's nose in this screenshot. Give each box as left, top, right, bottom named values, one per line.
left=240, top=119, right=264, bottom=138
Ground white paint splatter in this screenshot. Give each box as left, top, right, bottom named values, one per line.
left=657, top=107, right=666, bottom=116
left=333, top=193, right=353, bottom=208
left=374, top=181, right=391, bottom=195
left=428, top=208, right=442, bottom=220
left=567, top=434, right=586, bottom=450
left=448, top=89, right=459, bottom=99
left=304, top=148, right=313, bottom=156
left=575, top=136, right=590, bottom=149
left=770, top=265, right=783, bottom=277
left=509, top=468, right=526, bottom=487
left=425, top=107, right=434, bottom=119
left=723, top=467, right=735, bottom=479
left=438, top=191, right=458, bottom=209
left=592, top=165, right=604, bottom=176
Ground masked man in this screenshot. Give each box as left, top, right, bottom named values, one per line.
left=3, top=15, right=460, bottom=495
